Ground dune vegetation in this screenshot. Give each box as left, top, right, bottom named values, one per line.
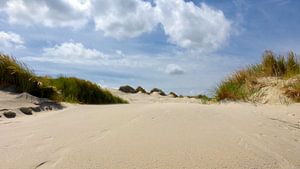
left=0, top=54, right=127, bottom=104
left=215, top=51, right=300, bottom=102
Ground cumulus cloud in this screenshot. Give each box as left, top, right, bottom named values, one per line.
left=31, top=42, right=148, bottom=67
left=155, top=0, right=231, bottom=51
left=42, top=42, right=106, bottom=63
left=0, top=31, right=24, bottom=52
left=92, top=0, right=157, bottom=39
left=2, top=0, right=90, bottom=28
left=1, top=0, right=232, bottom=52
left=165, top=64, right=185, bottom=75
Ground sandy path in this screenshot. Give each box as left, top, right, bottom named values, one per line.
left=0, top=103, right=300, bottom=169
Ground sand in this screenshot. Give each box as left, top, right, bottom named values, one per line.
left=0, top=91, right=300, bottom=169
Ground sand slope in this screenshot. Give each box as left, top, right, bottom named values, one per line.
left=0, top=99, right=300, bottom=168
left=0, top=90, right=64, bottom=119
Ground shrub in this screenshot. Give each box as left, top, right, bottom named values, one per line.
left=168, top=92, right=178, bottom=97
left=119, top=85, right=136, bottom=93
left=150, top=88, right=166, bottom=96
left=136, top=86, right=147, bottom=94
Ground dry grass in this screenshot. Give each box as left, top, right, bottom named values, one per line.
left=215, top=51, right=300, bottom=102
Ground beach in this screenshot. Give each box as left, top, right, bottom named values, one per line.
left=1, top=92, right=299, bottom=169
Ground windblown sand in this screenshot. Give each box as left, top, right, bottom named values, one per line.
left=0, top=91, right=300, bottom=169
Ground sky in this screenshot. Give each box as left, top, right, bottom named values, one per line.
left=0, top=0, right=300, bottom=96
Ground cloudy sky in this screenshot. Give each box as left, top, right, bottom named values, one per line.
left=0, top=0, right=299, bottom=95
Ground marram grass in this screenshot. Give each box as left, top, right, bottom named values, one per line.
left=215, top=51, right=300, bottom=102
left=0, top=54, right=127, bottom=104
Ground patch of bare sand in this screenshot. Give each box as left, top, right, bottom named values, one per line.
left=0, top=94, right=299, bottom=169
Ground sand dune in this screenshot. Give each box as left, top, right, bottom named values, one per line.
left=0, top=90, right=64, bottom=119
left=0, top=91, right=300, bottom=169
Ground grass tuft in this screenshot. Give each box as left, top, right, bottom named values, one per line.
left=0, top=54, right=127, bottom=104
left=215, top=51, right=300, bottom=102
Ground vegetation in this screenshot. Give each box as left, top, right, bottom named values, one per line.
left=195, top=94, right=213, bottom=101
left=150, top=88, right=166, bottom=96
left=284, top=79, right=300, bottom=102
left=169, top=92, right=178, bottom=97
left=136, top=86, right=147, bottom=94
left=0, top=54, right=127, bottom=104
left=119, top=85, right=136, bottom=93
left=215, top=51, right=300, bottom=102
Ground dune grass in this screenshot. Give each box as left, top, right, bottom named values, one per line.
left=215, top=51, right=300, bottom=101
left=0, top=54, right=127, bottom=104
left=41, top=77, right=127, bottom=104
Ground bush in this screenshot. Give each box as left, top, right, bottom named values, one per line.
left=150, top=88, right=166, bottom=96
left=169, top=92, right=178, bottom=97
left=0, top=54, right=127, bottom=104
left=136, top=86, right=147, bottom=94
left=119, top=85, right=136, bottom=93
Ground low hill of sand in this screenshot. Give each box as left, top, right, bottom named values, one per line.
left=0, top=90, right=300, bottom=169
left=108, top=88, right=205, bottom=104
left=0, top=90, right=64, bottom=119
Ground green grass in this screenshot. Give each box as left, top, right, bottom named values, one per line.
left=215, top=51, right=300, bottom=101
left=41, top=77, right=127, bottom=104
left=0, top=54, right=127, bottom=104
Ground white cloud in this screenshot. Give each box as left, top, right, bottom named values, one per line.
left=165, top=64, right=185, bottom=75
left=1, top=0, right=232, bottom=52
left=155, top=0, right=231, bottom=51
left=0, top=31, right=24, bottom=52
left=42, top=42, right=106, bottom=63
left=30, top=42, right=150, bottom=68
left=92, top=0, right=157, bottom=39
left=2, top=0, right=90, bottom=28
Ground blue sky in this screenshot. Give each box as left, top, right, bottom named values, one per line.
left=0, top=0, right=299, bottom=95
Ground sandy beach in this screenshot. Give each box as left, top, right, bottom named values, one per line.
left=1, top=0, right=300, bottom=168
left=1, top=91, right=300, bottom=169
